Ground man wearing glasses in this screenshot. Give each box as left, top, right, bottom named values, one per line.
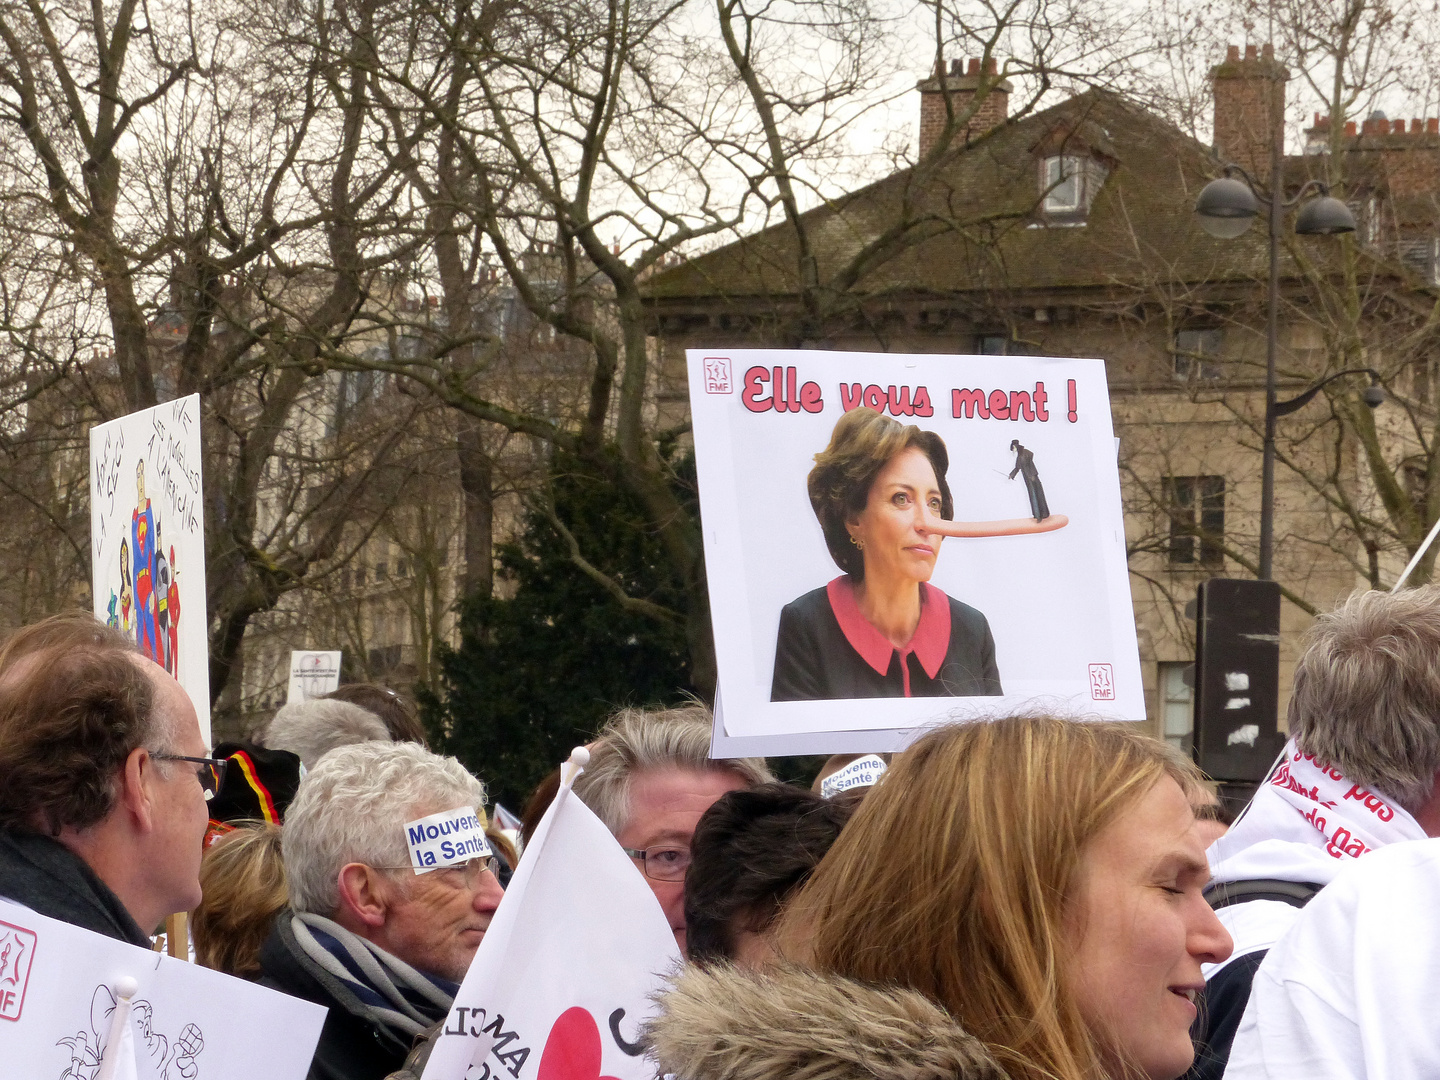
left=0, top=616, right=213, bottom=946
left=257, top=741, right=504, bottom=1080
left=572, top=705, right=772, bottom=952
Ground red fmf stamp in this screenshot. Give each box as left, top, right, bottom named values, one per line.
left=702, top=357, right=733, bottom=394
left=1088, top=663, right=1115, bottom=701
left=0, top=918, right=37, bottom=1021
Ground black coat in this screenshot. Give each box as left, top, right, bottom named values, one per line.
left=0, top=828, right=151, bottom=945
left=257, top=921, right=413, bottom=1080
left=771, top=579, right=1002, bottom=700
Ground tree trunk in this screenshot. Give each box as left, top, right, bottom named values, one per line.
left=457, top=420, right=495, bottom=600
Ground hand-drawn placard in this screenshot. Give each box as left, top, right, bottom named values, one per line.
left=90, top=395, right=211, bottom=741
left=0, top=899, right=324, bottom=1079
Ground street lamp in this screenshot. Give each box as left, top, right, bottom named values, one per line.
left=1194, top=157, right=1358, bottom=580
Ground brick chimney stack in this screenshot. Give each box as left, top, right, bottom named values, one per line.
left=917, top=57, right=1013, bottom=155
left=1211, top=44, right=1289, bottom=182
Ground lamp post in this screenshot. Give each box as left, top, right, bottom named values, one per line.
left=1194, top=141, right=1359, bottom=580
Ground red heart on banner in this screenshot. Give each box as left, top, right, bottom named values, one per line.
left=536, top=1007, right=622, bottom=1080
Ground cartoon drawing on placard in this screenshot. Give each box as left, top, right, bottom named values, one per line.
left=299, top=654, right=329, bottom=700
left=154, top=519, right=173, bottom=675
left=1008, top=440, right=1051, bottom=522
left=119, top=537, right=133, bottom=633
left=114, top=459, right=185, bottom=674
left=132, top=461, right=159, bottom=663
left=57, top=985, right=205, bottom=1080
left=166, top=545, right=180, bottom=677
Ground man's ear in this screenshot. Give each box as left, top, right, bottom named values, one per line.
left=118, top=747, right=158, bottom=835
left=336, top=864, right=392, bottom=928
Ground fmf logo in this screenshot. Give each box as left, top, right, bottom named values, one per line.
left=0, top=918, right=37, bottom=1021
left=702, top=358, right=733, bottom=394
left=1088, top=663, right=1115, bottom=701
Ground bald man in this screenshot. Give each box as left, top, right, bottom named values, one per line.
left=0, top=616, right=212, bottom=943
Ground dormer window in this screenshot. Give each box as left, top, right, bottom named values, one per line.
left=1039, top=155, right=1108, bottom=223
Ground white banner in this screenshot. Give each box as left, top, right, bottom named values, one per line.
left=422, top=755, right=682, bottom=1080
left=690, top=349, right=1142, bottom=755
left=286, top=651, right=343, bottom=703
left=90, top=396, right=211, bottom=742
left=0, top=899, right=324, bottom=1079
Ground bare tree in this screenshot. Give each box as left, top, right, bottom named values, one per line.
left=0, top=0, right=441, bottom=726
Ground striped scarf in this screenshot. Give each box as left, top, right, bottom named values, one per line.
left=275, top=908, right=458, bottom=1047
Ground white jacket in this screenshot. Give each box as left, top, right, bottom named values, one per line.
left=1224, top=838, right=1440, bottom=1079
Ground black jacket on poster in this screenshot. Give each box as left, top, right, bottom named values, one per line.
left=771, top=577, right=1002, bottom=700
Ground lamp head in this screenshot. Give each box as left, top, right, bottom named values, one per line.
left=1295, top=195, right=1357, bottom=236
left=1195, top=177, right=1260, bottom=239
left=1362, top=384, right=1386, bottom=408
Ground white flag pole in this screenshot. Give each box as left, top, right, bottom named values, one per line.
left=1392, top=516, right=1440, bottom=592
left=95, top=976, right=138, bottom=1080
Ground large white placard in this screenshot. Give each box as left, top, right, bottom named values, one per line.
left=0, top=899, right=325, bottom=1079
left=286, top=651, right=343, bottom=703
left=690, top=349, right=1142, bottom=754
left=90, top=395, right=211, bottom=741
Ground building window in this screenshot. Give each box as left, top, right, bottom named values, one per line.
left=1159, top=661, right=1194, bottom=754
left=1039, top=155, right=1108, bottom=221
left=1043, top=155, right=1083, bottom=212
left=1173, top=328, right=1224, bottom=380
left=975, top=334, right=1040, bottom=355
left=1164, top=475, right=1225, bottom=568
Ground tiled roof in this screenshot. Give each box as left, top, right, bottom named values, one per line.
left=643, top=90, right=1342, bottom=305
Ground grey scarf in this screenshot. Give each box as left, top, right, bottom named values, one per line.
left=273, top=908, right=458, bottom=1047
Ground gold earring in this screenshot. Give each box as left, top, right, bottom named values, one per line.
left=850, top=536, right=864, bottom=549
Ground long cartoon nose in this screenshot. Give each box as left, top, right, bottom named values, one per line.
left=916, top=502, right=942, bottom=534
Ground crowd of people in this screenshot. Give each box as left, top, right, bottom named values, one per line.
left=2, top=585, right=1439, bottom=1080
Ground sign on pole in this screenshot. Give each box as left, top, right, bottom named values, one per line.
left=0, top=899, right=325, bottom=1079
left=286, top=651, right=343, bottom=703
left=90, top=395, right=211, bottom=742
left=689, top=349, right=1143, bottom=757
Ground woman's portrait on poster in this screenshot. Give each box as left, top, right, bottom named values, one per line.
left=771, top=408, right=1003, bottom=701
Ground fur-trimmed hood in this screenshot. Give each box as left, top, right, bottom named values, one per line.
left=646, top=963, right=1010, bottom=1080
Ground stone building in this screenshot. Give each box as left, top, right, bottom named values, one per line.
left=643, top=45, right=1440, bottom=748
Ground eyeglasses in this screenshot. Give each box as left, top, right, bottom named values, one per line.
left=151, top=753, right=228, bottom=801
left=620, top=845, right=690, bottom=882
left=372, top=856, right=502, bottom=887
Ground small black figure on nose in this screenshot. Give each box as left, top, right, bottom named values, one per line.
left=1008, top=441, right=1050, bottom=522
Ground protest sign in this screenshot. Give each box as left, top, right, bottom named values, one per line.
left=690, top=349, right=1142, bottom=755
left=286, top=651, right=343, bottom=703
left=90, top=395, right=210, bottom=741
left=422, top=749, right=682, bottom=1080
left=0, top=898, right=324, bottom=1079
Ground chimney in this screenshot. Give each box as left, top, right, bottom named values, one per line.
left=917, top=57, right=1013, bottom=156
left=1211, top=43, right=1289, bottom=182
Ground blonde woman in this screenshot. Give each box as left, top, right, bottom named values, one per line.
left=649, top=716, right=1232, bottom=1080
left=192, top=822, right=287, bottom=979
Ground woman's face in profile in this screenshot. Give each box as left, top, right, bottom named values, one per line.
left=847, top=447, right=943, bottom=584
left=1064, top=776, right=1233, bottom=1079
